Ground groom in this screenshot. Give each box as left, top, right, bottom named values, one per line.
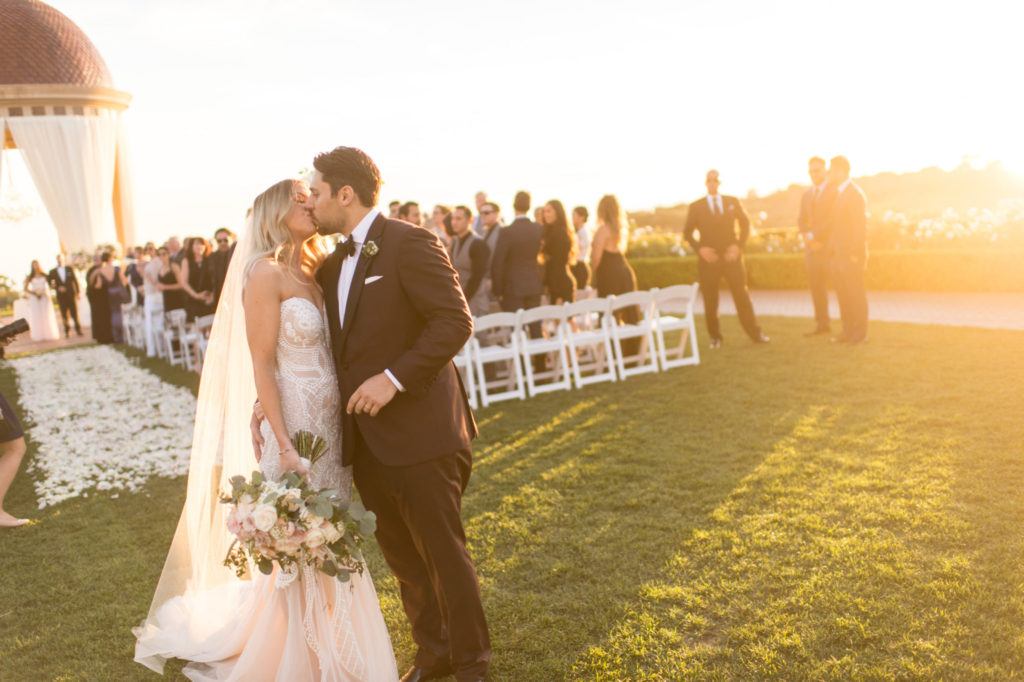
left=308, top=146, right=489, bottom=682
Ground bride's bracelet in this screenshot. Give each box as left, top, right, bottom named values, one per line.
left=279, top=446, right=297, bottom=456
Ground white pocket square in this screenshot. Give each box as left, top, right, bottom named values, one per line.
left=364, top=275, right=383, bottom=284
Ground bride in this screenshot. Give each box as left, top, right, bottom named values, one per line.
left=23, top=260, right=61, bottom=342
left=134, top=179, right=398, bottom=681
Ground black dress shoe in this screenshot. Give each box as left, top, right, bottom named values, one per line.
left=804, top=326, right=830, bottom=337
left=752, top=333, right=770, bottom=344
left=709, top=337, right=722, bottom=349
left=401, top=664, right=454, bottom=682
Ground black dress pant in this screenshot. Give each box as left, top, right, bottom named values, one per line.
left=56, top=294, right=82, bottom=335
left=352, top=426, right=490, bottom=681
left=805, top=247, right=831, bottom=329
left=832, top=255, right=868, bottom=341
left=697, top=253, right=762, bottom=341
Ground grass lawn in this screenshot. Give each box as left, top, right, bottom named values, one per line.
left=2, top=315, right=1024, bottom=680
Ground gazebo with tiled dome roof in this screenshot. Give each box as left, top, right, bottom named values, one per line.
left=0, top=0, right=135, bottom=250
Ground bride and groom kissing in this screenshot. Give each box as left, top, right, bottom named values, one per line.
left=135, top=146, right=490, bottom=681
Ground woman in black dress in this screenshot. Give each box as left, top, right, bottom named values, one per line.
left=156, top=245, right=186, bottom=314
left=89, top=251, right=130, bottom=344
left=592, top=194, right=640, bottom=353
left=85, top=252, right=110, bottom=342
left=540, top=199, right=578, bottom=305
left=180, top=236, right=214, bottom=321
left=0, top=386, right=28, bottom=527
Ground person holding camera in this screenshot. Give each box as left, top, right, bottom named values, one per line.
left=0, top=336, right=28, bottom=527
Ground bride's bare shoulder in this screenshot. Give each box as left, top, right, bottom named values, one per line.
left=242, top=259, right=284, bottom=302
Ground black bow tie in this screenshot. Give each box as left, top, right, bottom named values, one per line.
left=337, top=238, right=357, bottom=259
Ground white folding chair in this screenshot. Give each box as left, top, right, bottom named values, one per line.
left=564, top=297, right=617, bottom=388
left=471, top=312, right=526, bottom=407
left=194, top=314, right=215, bottom=370
left=517, top=305, right=572, bottom=396
left=608, top=290, right=659, bottom=379
left=652, top=284, right=701, bottom=370
left=162, top=309, right=188, bottom=368
left=453, top=341, right=479, bottom=410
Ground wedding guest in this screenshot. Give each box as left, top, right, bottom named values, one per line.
left=143, top=246, right=167, bottom=357
left=471, top=191, right=489, bottom=235
left=478, top=201, right=503, bottom=311
left=203, top=227, right=236, bottom=309
left=24, top=260, right=61, bottom=342
left=683, top=169, right=769, bottom=348
left=449, top=205, right=492, bottom=316
left=540, top=199, right=578, bottom=305
left=180, top=236, right=214, bottom=321
left=85, top=252, right=106, bottom=341
left=158, top=244, right=187, bottom=315
left=492, top=191, right=543, bottom=313
left=798, top=156, right=837, bottom=336
left=571, top=206, right=592, bottom=289
left=533, top=206, right=544, bottom=225
left=592, top=195, right=640, bottom=347
left=0, top=385, right=28, bottom=527
left=431, top=204, right=453, bottom=247
left=47, top=253, right=83, bottom=338
left=398, top=201, right=422, bottom=227
left=388, top=200, right=401, bottom=219
left=826, top=155, right=869, bottom=345
left=166, top=235, right=183, bottom=264
left=89, top=251, right=130, bottom=344
left=125, top=246, right=149, bottom=307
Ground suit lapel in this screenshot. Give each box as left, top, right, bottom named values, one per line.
left=337, top=215, right=387, bottom=355
left=320, top=251, right=344, bottom=354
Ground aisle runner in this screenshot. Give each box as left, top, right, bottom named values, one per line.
left=10, top=346, right=195, bottom=508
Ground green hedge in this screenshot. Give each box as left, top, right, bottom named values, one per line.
left=630, top=249, right=1024, bottom=292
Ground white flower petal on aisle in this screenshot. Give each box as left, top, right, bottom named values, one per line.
left=9, top=346, right=195, bottom=508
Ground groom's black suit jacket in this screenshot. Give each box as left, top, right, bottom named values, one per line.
left=317, top=215, right=477, bottom=467
left=47, top=266, right=80, bottom=302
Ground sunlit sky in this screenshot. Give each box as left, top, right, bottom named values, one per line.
left=1, top=0, right=1022, bottom=281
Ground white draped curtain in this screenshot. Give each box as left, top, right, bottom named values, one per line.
left=5, top=111, right=120, bottom=251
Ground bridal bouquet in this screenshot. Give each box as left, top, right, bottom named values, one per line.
left=221, top=430, right=376, bottom=583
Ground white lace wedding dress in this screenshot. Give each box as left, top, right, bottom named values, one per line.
left=134, top=297, right=398, bottom=681
left=25, top=275, right=60, bottom=342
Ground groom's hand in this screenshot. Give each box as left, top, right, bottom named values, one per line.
left=347, top=373, right=398, bottom=417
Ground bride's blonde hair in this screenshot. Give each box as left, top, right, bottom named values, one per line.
left=245, top=179, right=328, bottom=282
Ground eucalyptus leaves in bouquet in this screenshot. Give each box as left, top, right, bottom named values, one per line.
left=221, top=430, right=377, bottom=583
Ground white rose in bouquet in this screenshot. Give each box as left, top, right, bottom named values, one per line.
left=322, top=521, right=342, bottom=544
left=252, top=504, right=278, bottom=532
left=305, top=527, right=327, bottom=549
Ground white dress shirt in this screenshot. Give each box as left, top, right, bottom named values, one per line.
left=56, top=266, right=67, bottom=283
left=836, top=179, right=851, bottom=196
left=335, top=208, right=405, bottom=392
left=706, top=194, right=723, bottom=214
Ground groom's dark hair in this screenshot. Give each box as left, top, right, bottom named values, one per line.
left=313, top=146, right=381, bottom=207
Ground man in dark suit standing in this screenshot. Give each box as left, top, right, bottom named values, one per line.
left=47, top=253, right=82, bottom=338
left=305, top=147, right=490, bottom=682
left=683, top=170, right=769, bottom=348
left=797, top=157, right=837, bottom=335
left=826, top=155, right=869, bottom=345
left=202, top=227, right=236, bottom=310
left=490, top=190, right=544, bottom=315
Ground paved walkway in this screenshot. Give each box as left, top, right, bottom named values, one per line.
left=699, top=290, right=1024, bottom=331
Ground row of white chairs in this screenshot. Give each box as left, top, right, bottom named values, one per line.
left=454, top=283, right=700, bottom=409
left=122, top=305, right=214, bottom=372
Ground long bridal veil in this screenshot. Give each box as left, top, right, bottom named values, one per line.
left=134, top=219, right=259, bottom=672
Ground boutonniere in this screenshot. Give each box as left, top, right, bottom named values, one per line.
left=362, top=241, right=379, bottom=258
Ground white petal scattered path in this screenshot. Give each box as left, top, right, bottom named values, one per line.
left=10, top=346, right=195, bottom=508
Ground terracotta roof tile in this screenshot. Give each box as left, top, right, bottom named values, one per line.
left=0, top=0, right=114, bottom=87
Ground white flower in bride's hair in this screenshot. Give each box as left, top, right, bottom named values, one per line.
left=252, top=504, right=278, bottom=532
